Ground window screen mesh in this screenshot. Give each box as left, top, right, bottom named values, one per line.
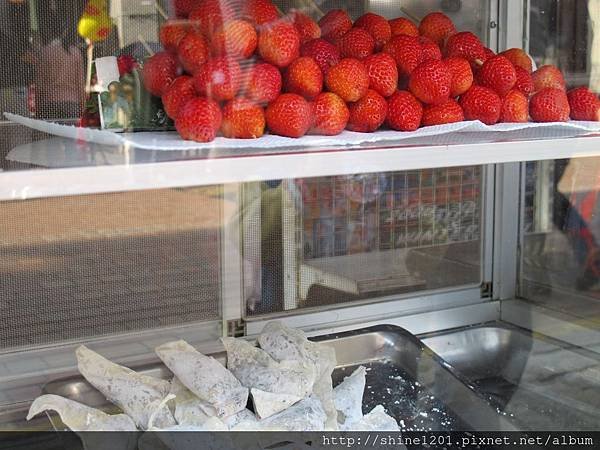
left=0, top=187, right=222, bottom=351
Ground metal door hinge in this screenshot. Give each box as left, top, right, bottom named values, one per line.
left=226, top=319, right=246, bottom=337
left=481, top=281, right=493, bottom=298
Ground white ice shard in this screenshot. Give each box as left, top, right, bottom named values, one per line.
left=26, top=394, right=137, bottom=431
left=333, top=366, right=366, bottom=427
left=221, top=337, right=313, bottom=418
left=258, top=321, right=338, bottom=430
left=155, top=340, right=248, bottom=418
left=76, top=345, right=175, bottom=430
left=169, top=377, right=214, bottom=426
left=342, top=405, right=400, bottom=431
left=232, top=396, right=326, bottom=431
left=222, top=408, right=258, bottom=429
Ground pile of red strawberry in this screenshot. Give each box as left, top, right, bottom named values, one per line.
left=142, top=1, right=600, bottom=143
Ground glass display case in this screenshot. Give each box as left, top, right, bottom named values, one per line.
left=0, top=0, right=599, bottom=441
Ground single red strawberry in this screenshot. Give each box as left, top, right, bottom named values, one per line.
left=514, top=66, right=534, bottom=97
left=194, top=57, right=241, bottom=101
left=386, top=90, right=423, bottom=131
left=478, top=55, right=516, bottom=96
left=567, top=87, right=600, bottom=121
left=445, top=32, right=486, bottom=66
left=291, top=10, right=321, bottom=44
left=177, top=31, right=209, bottom=75
left=459, top=85, right=502, bottom=125
left=212, top=20, right=258, bottom=59
left=347, top=89, right=388, bottom=132
left=301, top=38, right=341, bottom=76
left=159, top=20, right=188, bottom=51
left=266, top=93, right=312, bottom=137
left=422, top=99, right=464, bottom=126
left=174, top=0, right=201, bottom=18
left=325, top=58, right=370, bottom=102
left=420, top=36, right=442, bottom=63
left=355, top=13, right=392, bottom=51
left=500, top=89, right=529, bottom=123
left=444, top=57, right=473, bottom=97
left=189, top=0, right=236, bottom=39
left=408, top=60, right=451, bottom=105
left=389, top=17, right=419, bottom=37
left=117, top=55, right=138, bottom=76
left=419, top=12, right=456, bottom=46
left=335, top=27, right=375, bottom=59
left=483, top=47, right=496, bottom=60
left=383, top=34, right=423, bottom=76
left=532, top=65, right=566, bottom=92
left=142, top=52, right=180, bottom=96
left=319, top=9, right=352, bottom=42
left=221, top=98, right=265, bottom=138
left=175, top=97, right=222, bottom=142
left=312, top=92, right=350, bottom=135
left=500, top=48, right=532, bottom=73
left=243, top=0, right=280, bottom=25
left=243, top=62, right=282, bottom=104
left=161, top=75, right=196, bottom=119
left=285, top=56, right=323, bottom=99
left=258, top=20, right=300, bottom=68
left=363, top=53, right=399, bottom=98
left=530, top=87, right=570, bottom=122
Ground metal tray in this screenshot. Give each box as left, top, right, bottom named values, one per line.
left=43, top=325, right=517, bottom=431
left=421, top=322, right=600, bottom=430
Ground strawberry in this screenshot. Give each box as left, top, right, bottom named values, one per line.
left=483, top=47, right=496, bottom=62
left=243, top=62, right=282, bottom=104
left=221, top=98, right=265, bottom=138
left=419, top=12, right=456, bottom=46
left=445, top=32, right=486, bottom=66
left=159, top=21, right=188, bottom=51
left=211, top=20, right=257, bottom=59
left=355, top=13, right=392, bottom=51
left=420, top=36, right=442, bottom=63
left=301, top=38, right=341, bottom=76
left=189, top=0, right=236, bottom=39
left=285, top=56, right=323, bottom=99
left=363, top=53, right=399, bottom=98
left=532, top=65, right=566, bottom=92
left=335, top=28, right=375, bottom=59
left=422, top=99, right=464, bottom=126
left=478, top=55, right=516, bottom=96
left=408, top=60, right=451, bottom=105
left=319, top=9, right=352, bottom=42
left=389, top=17, right=419, bottom=37
left=243, top=0, right=280, bottom=26
left=177, top=31, right=209, bottom=75
left=530, top=88, right=570, bottom=122
left=567, top=87, right=600, bottom=121
left=459, top=85, right=502, bottom=125
left=347, top=89, right=388, bottom=132
left=500, top=89, right=529, bottom=123
left=258, top=20, right=301, bottom=68
left=291, top=10, right=321, bottom=44
left=514, top=66, right=534, bottom=97
left=194, top=57, right=241, bottom=101
left=117, top=55, right=138, bottom=76
left=500, top=48, right=532, bottom=73
left=142, top=52, right=180, bottom=96
left=383, top=34, right=423, bottom=76
left=386, top=90, right=423, bottom=131
left=174, top=0, right=201, bottom=18
left=312, top=92, right=350, bottom=135
left=161, top=75, right=196, bottom=119
left=266, top=93, right=312, bottom=137
left=175, top=97, right=222, bottom=142
left=325, top=58, right=370, bottom=102
left=444, top=57, right=473, bottom=97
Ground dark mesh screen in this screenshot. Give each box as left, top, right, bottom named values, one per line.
left=0, top=186, right=222, bottom=350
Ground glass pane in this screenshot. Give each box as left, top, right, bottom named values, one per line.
left=244, top=166, right=483, bottom=316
